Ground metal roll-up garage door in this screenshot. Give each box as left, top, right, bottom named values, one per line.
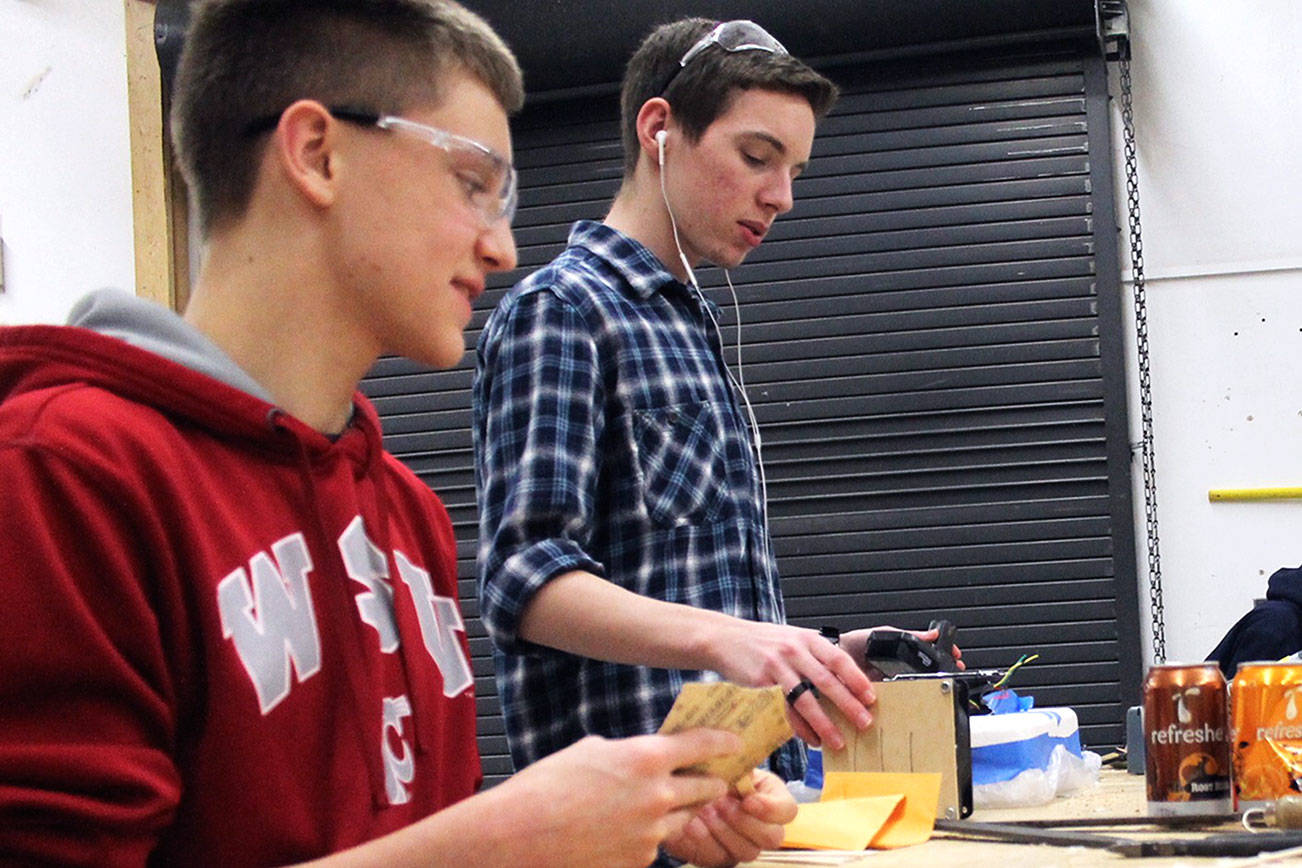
left=361, top=21, right=1140, bottom=783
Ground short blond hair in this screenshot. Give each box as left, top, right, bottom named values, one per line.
left=172, top=0, right=524, bottom=236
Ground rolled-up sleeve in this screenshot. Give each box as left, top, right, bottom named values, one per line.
left=474, top=286, right=606, bottom=654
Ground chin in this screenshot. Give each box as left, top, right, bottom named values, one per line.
left=412, top=338, right=468, bottom=372
left=433, top=347, right=469, bottom=371
left=719, top=250, right=750, bottom=270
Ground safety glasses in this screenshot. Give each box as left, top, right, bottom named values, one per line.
left=335, top=109, right=516, bottom=225
left=244, top=106, right=517, bottom=225
left=679, top=20, right=788, bottom=68
left=659, top=20, right=789, bottom=95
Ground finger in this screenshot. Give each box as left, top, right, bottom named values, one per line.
left=780, top=666, right=869, bottom=748
left=783, top=638, right=872, bottom=706
left=656, top=728, right=743, bottom=769
left=718, top=800, right=786, bottom=853
left=790, top=688, right=851, bottom=750
left=666, top=811, right=734, bottom=868
left=814, top=645, right=876, bottom=705
left=667, top=771, right=730, bottom=810
left=909, top=629, right=966, bottom=670
left=798, top=651, right=874, bottom=731
left=785, top=704, right=820, bottom=746
left=742, top=771, right=800, bottom=825
left=804, top=666, right=873, bottom=730
left=698, top=800, right=766, bottom=864
left=743, top=796, right=798, bottom=829
left=663, top=806, right=711, bottom=848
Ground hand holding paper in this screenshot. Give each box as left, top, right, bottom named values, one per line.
left=658, top=682, right=794, bottom=794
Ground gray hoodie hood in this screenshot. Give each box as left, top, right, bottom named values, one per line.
left=67, top=288, right=274, bottom=404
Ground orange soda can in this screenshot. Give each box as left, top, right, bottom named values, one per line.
left=1231, top=662, right=1302, bottom=809
left=1144, top=663, right=1232, bottom=815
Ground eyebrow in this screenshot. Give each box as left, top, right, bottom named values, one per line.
left=738, top=130, right=809, bottom=174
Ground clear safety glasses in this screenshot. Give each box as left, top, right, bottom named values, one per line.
left=245, top=107, right=518, bottom=225
left=336, top=109, right=517, bottom=225
left=679, top=19, right=788, bottom=67
left=659, top=19, right=789, bottom=95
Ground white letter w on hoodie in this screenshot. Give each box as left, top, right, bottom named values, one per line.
left=217, top=533, right=323, bottom=714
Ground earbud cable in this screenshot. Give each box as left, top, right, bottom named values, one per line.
left=659, top=143, right=698, bottom=289
left=658, top=148, right=774, bottom=583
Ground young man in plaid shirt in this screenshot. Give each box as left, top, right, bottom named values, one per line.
left=476, top=25, right=954, bottom=855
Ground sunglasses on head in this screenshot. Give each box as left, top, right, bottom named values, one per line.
left=657, top=20, right=789, bottom=96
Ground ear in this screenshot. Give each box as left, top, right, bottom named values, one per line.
left=271, top=100, right=340, bottom=209
left=634, top=97, right=673, bottom=171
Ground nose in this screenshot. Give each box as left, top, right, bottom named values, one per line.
left=478, top=216, right=518, bottom=273
left=761, top=170, right=795, bottom=216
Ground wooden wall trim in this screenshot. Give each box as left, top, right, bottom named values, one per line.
left=124, top=0, right=189, bottom=311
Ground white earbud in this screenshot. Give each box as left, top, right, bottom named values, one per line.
left=655, top=127, right=698, bottom=288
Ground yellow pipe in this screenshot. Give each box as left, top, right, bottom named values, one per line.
left=1208, top=487, right=1302, bottom=502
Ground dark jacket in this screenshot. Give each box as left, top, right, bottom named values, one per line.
left=1207, top=565, right=1302, bottom=677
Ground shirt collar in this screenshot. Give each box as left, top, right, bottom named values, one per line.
left=567, top=220, right=682, bottom=301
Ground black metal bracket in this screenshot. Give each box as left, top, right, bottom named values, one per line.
left=1097, top=0, right=1131, bottom=61
left=154, top=0, right=192, bottom=103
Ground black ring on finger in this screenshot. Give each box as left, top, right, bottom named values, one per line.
left=785, top=679, right=818, bottom=705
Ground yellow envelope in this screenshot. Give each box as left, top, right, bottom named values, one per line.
left=822, top=771, right=941, bottom=849
left=781, top=771, right=941, bottom=851
left=781, top=794, right=903, bottom=850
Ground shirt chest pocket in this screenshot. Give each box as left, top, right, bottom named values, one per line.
left=631, top=403, right=730, bottom=528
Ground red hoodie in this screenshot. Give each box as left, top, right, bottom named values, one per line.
left=0, top=324, right=480, bottom=865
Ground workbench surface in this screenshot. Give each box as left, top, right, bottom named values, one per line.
left=736, top=768, right=1297, bottom=866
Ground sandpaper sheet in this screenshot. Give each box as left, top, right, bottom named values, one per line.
left=658, top=681, right=794, bottom=794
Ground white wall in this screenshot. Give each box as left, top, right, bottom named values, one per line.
left=0, top=0, right=135, bottom=325
left=3, top=0, right=1300, bottom=669
left=1115, top=0, right=1302, bottom=665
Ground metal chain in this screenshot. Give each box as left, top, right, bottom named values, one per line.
left=1119, top=58, right=1166, bottom=662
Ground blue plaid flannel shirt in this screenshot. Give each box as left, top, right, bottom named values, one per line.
left=474, top=220, right=802, bottom=781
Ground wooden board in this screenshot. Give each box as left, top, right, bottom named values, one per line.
left=821, top=678, right=966, bottom=820
left=124, top=0, right=190, bottom=311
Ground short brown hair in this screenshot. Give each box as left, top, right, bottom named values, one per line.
left=171, top=0, right=524, bottom=237
left=619, top=18, right=838, bottom=178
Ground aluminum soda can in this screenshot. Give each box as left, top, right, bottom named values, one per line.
left=1231, top=662, right=1302, bottom=809
left=1143, top=662, right=1232, bottom=815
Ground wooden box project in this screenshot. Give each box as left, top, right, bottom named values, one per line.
left=820, top=677, right=973, bottom=819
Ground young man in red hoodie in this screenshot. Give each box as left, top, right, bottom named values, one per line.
left=0, top=2, right=793, bottom=865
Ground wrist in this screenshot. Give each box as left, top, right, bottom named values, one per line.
left=682, top=608, right=743, bottom=675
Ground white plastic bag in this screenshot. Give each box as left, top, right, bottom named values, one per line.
left=972, top=745, right=1102, bottom=809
